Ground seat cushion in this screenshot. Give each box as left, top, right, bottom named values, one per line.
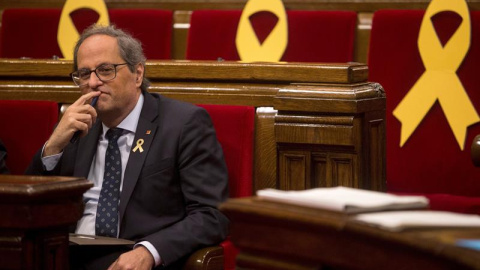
left=0, top=100, right=58, bottom=174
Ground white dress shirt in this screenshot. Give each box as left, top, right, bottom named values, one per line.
left=42, top=94, right=161, bottom=266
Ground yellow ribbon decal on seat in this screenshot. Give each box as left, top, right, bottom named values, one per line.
left=58, top=0, right=110, bottom=60
left=393, top=0, right=479, bottom=150
left=235, top=0, right=288, bottom=62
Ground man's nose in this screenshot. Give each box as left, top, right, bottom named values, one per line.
left=88, top=72, right=103, bottom=88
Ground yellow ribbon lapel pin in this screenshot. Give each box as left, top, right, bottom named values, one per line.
left=133, top=139, right=144, bottom=153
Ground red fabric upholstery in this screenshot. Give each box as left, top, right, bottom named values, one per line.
left=197, top=104, right=254, bottom=270
left=391, top=192, right=480, bottom=214
left=186, top=10, right=357, bottom=62
left=1, top=9, right=63, bottom=59
left=109, top=9, right=172, bottom=59
left=219, top=237, right=238, bottom=270
left=197, top=104, right=254, bottom=198
left=0, top=100, right=58, bottom=175
left=0, top=8, right=172, bottom=59
left=368, top=10, right=480, bottom=213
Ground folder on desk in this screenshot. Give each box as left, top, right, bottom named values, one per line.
left=353, top=211, right=480, bottom=231
left=256, top=186, right=429, bottom=213
left=69, top=233, right=134, bottom=247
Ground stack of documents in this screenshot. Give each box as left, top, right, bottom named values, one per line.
left=353, top=211, right=480, bottom=231
left=257, top=186, right=429, bottom=214
left=257, top=187, right=480, bottom=231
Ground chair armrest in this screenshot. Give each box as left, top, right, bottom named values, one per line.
left=472, top=135, right=480, bottom=167
left=184, top=246, right=224, bottom=270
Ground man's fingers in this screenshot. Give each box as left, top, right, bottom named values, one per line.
left=107, top=259, right=118, bottom=270
left=63, top=112, right=94, bottom=138
left=76, top=104, right=98, bottom=117
left=72, top=91, right=101, bottom=106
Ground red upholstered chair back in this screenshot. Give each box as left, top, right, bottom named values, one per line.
left=0, top=100, right=58, bottom=175
left=197, top=104, right=255, bottom=198
left=368, top=10, right=480, bottom=210
left=1, top=9, right=62, bottom=59
left=0, top=8, right=172, bottom=59
left=186, top=10, right=357, bottom=62
left=196, top=104, right=254, bottom=270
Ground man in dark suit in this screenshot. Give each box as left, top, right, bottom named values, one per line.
left=26, top=25, right=229, bottom=269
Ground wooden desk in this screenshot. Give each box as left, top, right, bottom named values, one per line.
left=220, top=198, right=480, bottom=270
left=0, top=175, right=92, bottom=270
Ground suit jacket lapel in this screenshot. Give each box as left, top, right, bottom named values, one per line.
left=119, top=93, right=158, bottom=223
left=73, top=121, right=102, bottom=178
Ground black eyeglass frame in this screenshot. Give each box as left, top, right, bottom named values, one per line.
left=70, top=63, right=129, bottom=86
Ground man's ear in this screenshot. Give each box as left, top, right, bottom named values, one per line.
left=135, top=63, right=145, bottom=87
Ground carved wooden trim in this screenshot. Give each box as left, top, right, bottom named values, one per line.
left=278, top=151, right=308, bottom=190
left=311, top=153, right=327, bottom=188
left=254, top=107, right=278, bottom=191
left=330, top=154, right=357, bottom=188
left=0, top=59, right=367, bottom=84
left=368, top=118, right=386, bottom=191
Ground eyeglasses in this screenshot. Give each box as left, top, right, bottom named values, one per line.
left=70, top=63, right=129, bottom=86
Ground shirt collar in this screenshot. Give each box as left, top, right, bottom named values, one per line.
left=101, top=93, right=144, bottom=136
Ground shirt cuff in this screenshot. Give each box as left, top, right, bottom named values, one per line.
left=40, top=142, right=62, bottom=171
left=135, top=241, right=162, bottom=267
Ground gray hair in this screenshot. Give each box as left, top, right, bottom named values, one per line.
left=73, top=24, right=150, bottom=91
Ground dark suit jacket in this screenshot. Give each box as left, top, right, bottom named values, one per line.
left=26, top=91, right=230, bottom=266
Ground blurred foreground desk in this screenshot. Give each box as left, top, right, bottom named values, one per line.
left=220, top=198, right=480, bottom=270
left=0, top=175, right=92, bottom=270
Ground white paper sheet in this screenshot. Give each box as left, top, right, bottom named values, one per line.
left=257, top=186, right=429, bottom=213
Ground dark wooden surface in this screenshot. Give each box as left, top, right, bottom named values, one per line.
left=0, top=59, right=386, bottom=193
left=0, top=59, right=368, bottom=83
left=0, top=175, right=92, bottom=270
left=183, top=246, right=224, bottom=270
left=221, top=197, right=480, bottom=270
left=472, top=135, right=480, bottom=167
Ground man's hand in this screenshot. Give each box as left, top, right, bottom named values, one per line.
left=108, top=246, right=155, bottom=270
left=43, top=91, right=101, bottom=157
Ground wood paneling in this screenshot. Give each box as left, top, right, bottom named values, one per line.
left=254, top=108, right=278, bottom=191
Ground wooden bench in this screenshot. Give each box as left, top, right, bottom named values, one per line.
left=0, top=58, right=386, bottom=193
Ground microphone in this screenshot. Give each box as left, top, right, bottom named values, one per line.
left=70, top=96, right=98, bottom=143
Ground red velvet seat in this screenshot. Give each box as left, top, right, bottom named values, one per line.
left=186, top=10, right=357, bottom=62
left=0, top=8, right=172, bottom=59
left=0, top=100, right=58, bottom=175
left=197, top=104, right=255, bottom=270
left=368, top=10, right=480, bottom=214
